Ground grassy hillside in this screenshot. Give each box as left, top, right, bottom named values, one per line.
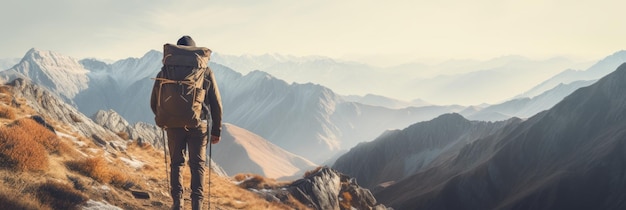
left=0, top=84, right=306, bottom=210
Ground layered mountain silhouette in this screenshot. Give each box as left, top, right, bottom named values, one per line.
left=333, top=113, right=521, bottom=189
left=462, top=51, right=626, bottom=121
left=334, top=63, right=626, bottom=209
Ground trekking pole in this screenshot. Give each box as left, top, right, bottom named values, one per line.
left=208, top=139, right=212, bottom=210
left=162, top=129, right=170, bottom=194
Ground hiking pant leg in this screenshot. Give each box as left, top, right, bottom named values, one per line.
left=188, top=126, right=208, bottom=210
left=167, top=128, right=187, bottom=210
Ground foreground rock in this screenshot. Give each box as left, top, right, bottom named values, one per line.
left=239, top=167, right=390, bottom=210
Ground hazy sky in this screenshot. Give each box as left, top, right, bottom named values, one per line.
left=1, top=0, right=625, bottom=66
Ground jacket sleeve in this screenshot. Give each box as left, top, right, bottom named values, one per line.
left=205, top=68, right=223, bottom=137
left=150, top=71, right=162, bottom=115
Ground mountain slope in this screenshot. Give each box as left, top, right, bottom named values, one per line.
left=375, top=62, right=626, bottom=209
left=332, top=113, right=520, bottom=189
left=214, top=123, right=317, bottom=179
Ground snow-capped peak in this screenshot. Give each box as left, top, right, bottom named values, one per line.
left=6, top=48, right=89, bottom=99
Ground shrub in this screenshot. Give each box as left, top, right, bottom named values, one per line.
left=0, top=105, right=16, bottom=119
left=110, top=170, right=135, bottom=190
left=0, top=187, right=50, bottom=210
left=0, top=126, right=48, bottom=171
left=14, top=118, right=66, bottom=154
left=36, top=180, right=88, bottom=210
left=66, top=157, right=134, bottom=188
left=303, top=166, right=323, bottom=178
left=339, top=191, right=353, bottom=210
left=66, top=157, right=111, bottom=183
left=234, top=173, right=283, bottom=190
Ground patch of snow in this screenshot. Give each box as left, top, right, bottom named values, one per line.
left=82, top=199, right=122, bottom=210
left=92, top=185, right=111, bottom=192
left=58, top=131, right=87, bottom=147
left=87, top=148, right=100, bottom=154
left=120, top=157, right=144, bottom=169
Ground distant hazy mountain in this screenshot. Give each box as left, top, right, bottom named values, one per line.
left=0, top=57, right=20, bottom=70
left=212, top=63, right=464, bottom=163
left=464, top=79, right=597, bottom=121
left=212, top=53, right=589, bottom=106
left=214, top=123, right=317, bottom=179
left=516, top=50, right=626, bottom=99
left=342, top=94, right=431, bottom=109
left=366, top=63, right=626, bottom=209
left=459, top=51, right=626, bottom=121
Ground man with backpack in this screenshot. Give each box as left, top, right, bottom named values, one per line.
left=150, top=35, right=223, bottom=210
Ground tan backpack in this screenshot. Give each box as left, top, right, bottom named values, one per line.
left=153, top=44, right=212, bottom=128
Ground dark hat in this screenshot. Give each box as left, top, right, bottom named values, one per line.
left=177, top=35, right=196, bottom=47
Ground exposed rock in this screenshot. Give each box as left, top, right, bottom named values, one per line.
left=92, top=109, right=130, bottom=134
left=7, top=78, right=126, bottom=151
left=287, top=167, right=390, bottom=210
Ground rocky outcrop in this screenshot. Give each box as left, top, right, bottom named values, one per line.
left=91, top=109, right=164, bottom=148
left=236, top=167, right=389, bottom=209
left=7, top=78, right=126, bottom=150
left=285, top=167, right=389, bottom=210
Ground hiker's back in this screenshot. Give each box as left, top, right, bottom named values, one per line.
left=153, top=44, right=212, bottom=128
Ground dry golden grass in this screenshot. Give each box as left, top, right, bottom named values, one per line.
left=0, top=86, right=13, bottom=105
left=0, top=183, right=51, bottom=210
left=14, top=118, right=71, bottom=154
left=339, top=191, right=353, bottom=209
left=231, top=173, right=311, bottom=210
left=211, top=173, right=296, bottom=210
left=0, top=123, right=49, bottom=171
left=303, top=166, right=323, bottom=178
left=36, top=180, right=88, bottom=210
left=66, top=157, right=111, bottom=183
left=233, top=173, right=291, bottom=190
left=65, top=155, right=138, bottom=191
left=0, top=105, right=16, bottom=119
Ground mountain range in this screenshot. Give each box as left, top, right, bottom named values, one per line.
left=334, top=62, right=626, bottom=209
left=0, top=48, right=466, bottom=164
left=463, top=50, right=626, bottom=121
left=213, top=53, right=592, bottom=105
left=2, top=47, right=624, bottom=170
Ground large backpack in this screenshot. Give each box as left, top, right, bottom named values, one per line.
left=153, top=43, right=212, bottom=128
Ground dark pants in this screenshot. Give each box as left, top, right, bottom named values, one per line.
left=167, top=125, right=207, bottom=210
